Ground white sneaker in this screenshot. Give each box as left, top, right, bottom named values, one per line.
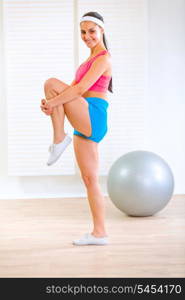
left=72, top=233, right=109, bottom=246
left=47, top=134, right=72, bottom=166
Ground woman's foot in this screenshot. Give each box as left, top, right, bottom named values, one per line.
left=47, top=133, right=72, bottom=166
left=91, top=231, right=108, bottom=238
left=53, top=132, right=67, bottom=145
left=72, top=233, right=109, bottom=246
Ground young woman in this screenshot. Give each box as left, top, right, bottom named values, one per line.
left=40, top=11, right=113, bottom=246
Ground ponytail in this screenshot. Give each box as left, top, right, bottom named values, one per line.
left=103, top=33, right=113, bottom=93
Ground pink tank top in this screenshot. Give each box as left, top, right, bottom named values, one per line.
left=75, top=50, right=111, bottom=93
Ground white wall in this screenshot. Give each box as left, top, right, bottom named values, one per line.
left=144, top=0, right=185, bottom=193
left=0, top=0, right=184, bottom=199
left=0, top=0, right=90, bottom=199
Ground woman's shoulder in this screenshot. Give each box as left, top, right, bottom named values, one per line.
left=101, top=50, right=111, bottom=64
left=102, top=51, right=112, bottom=67
left=105, top=51, right=111, bottom=63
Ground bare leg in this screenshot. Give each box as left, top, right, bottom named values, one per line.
left=73, top=136, right=107, bottom=238
left=44, top=87, right=66, bottom=144
left=43, top=77, right=92, bottom=145
left=86, top=178, right=107, bottom=237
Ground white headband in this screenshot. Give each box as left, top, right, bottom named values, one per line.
left=80, top=16, right=105, bottom=29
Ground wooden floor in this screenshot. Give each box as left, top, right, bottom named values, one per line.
left=0, top=195, right=184, bottom=278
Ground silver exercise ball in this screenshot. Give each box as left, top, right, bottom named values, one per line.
left=107, top=151, right=174, bottom=216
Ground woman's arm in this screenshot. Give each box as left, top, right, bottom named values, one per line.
left=46, top=55, right=110, bottom=108
left=40, top=78, right=78, bottom=115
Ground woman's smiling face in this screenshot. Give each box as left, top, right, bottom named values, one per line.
left=80, top=21, right=103, bottom=48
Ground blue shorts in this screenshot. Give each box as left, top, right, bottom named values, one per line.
left=73, top=97, right=109, bottom=143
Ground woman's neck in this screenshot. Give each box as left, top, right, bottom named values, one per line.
left=90, top=43, right=106, bottom=56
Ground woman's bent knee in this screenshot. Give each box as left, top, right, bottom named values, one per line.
left=44, top=78, right=58, bottom=91
left=44, top=78, right=69, bottom=95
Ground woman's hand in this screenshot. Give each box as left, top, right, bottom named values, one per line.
left=40, top=99, right=53, bottom=115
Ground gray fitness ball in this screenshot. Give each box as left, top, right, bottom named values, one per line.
left=107, top=151, right=175, bottom=216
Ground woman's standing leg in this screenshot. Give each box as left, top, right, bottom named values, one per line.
left=73, top=135, right=108, bottom=237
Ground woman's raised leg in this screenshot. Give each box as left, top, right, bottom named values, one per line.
left=43, top=78, right=92, bottom=141
left=44, top=79, right=68, bottom=144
